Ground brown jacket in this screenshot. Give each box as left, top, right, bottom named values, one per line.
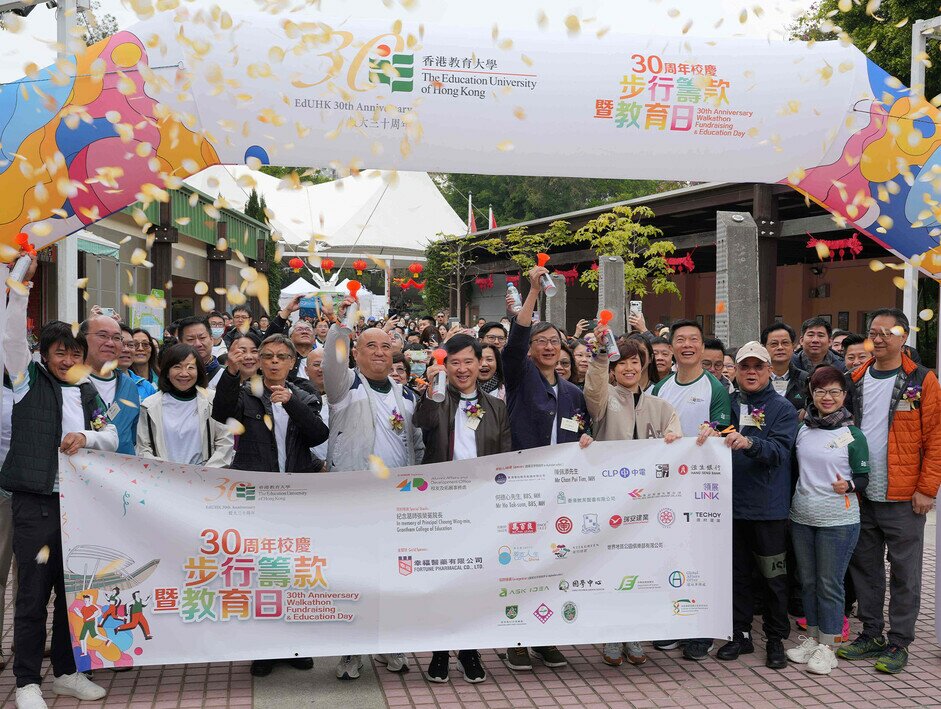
left=412, top=385, right=512, bottom=464
left=584, top=356, right=682, bottom=441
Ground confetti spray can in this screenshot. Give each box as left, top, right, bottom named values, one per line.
left=536, top=253, right=557, bottom=297
left=598, top=309, right=620, bottom=362
left=430, top=349, right=448, bottom=403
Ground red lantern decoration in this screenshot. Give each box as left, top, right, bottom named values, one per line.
left=805, top=233, right=863, bottom=261
left=474, top=275, right=494, bottom=291
left=412, top=280, right=425, bottom=290
left=552, top=267, right=579, bottom=287
left=321, top=258, right=335, bottom=273
left=591, top=262, right=599, bottom=271
left=353, top=259, right=368, bottom=275
left=665, top=252, right=696, bottom=273
left=288, top=257, right=304, bottom=273
left=506, top=274, right=520, bottom=287
left=400, top=279, right=413, bottom=290
left=408, top=262, right=424, bottom=278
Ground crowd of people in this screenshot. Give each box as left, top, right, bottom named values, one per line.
left=1, top=257, right=939, bottom=709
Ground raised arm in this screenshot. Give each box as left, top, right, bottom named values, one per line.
left=323, top=323, right=355, bottom=406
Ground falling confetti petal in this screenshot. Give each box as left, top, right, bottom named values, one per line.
left=814, top=242, right=830, bottom=260
left=369, top=454, right=390, bottom=479
left=869, top=259, right=886, bottom=272
left=864, top=339, right=875, bottom=352
left=919, top=308, right=934, bottom=321
left=100, top=360, right=119, bottom=377
left=892, top=276, right=907, bottom=290
left=890, top=325, right=906, bottom=336
left=226, top=418, right=246, bottom=436
left=65, top=364, right=92, bottom=384
left=200, top=296, right=216, bottom=312
left=36, top=546, right=50, bottom=564
left=194, top=281, right=209, bottom=295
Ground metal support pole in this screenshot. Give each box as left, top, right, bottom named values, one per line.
left=55, top=0, right=80, bottom=322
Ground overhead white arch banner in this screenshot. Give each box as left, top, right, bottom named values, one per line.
left=0, top=11, right=940, bottom=275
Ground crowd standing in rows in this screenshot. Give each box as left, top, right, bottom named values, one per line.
left=1, top=257, right=939, bottom=708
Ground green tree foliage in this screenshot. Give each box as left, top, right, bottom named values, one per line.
left=244, top=189, right=282, bottom=314
left=258, top=166, right=334, bottom=185
left=433, top=174, right=685, bottom=225
left=574, top=205, right=679, bottom=299
left=81, top=1, right=119, bottom=46
left=789, top=1, right=941, bottom=97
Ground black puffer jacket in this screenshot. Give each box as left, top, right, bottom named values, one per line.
left=211, top=370, right=328, bottom=473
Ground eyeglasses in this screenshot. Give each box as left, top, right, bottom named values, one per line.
left=483, top=334, right=507, bottom=343
left=91, top=332, right=124, bottom=344
left=812, top=388, right=845, bottom=398
left=134, top=341, right=152, bottom=350
left=867, top=329, right=901, bottom=341
left=259, top=353, right=294, bottom=361
left=531, top=337, right=561, bottom=348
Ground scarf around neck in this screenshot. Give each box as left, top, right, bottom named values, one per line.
left=803, top=405, right=854, bottom=430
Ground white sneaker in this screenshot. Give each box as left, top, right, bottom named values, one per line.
left=335, top=654, right=363, bottom=680
left=15, top=684, right=47, bottom=709
left=373, top=652, right=410, bottom=672
left=807, top=645, right=838, bottom=675
left=786, top=635, right=819, bottom=664
left=51, top=672, right=106, bottom=701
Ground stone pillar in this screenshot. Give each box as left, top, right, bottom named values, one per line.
left=207, top=222, right=229, bottom=313
left=715, top=211, right=761, bottom=348
left=598, top=256, right=625, bottom=335
left=149, top=201, right=178, bottom=328
left=544, top=274, right=567, bottom=331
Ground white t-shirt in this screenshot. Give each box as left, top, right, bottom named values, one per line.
left=161, top=393, right=202, bottom=465
left=369, top=387, right=409, bottom=469
left=91, top=374, right=117, bottom=407
left=792, top=424, right=869, bottom=526
left=296, top=355, right=310, bottom=380
left=272, top=402, right=289, bottom=473
left=860, top=367, right=897, bottom=502
left=651, top=371, right=731, bottom=436
left=61, top=386, right=86, bottom=441
left=453, top=393, right=478, bottom=461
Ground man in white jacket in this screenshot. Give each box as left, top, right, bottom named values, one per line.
left=321, top=299, right=423, bottom=680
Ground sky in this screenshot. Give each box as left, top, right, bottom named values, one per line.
left=0, top=0, right=819, bottom=82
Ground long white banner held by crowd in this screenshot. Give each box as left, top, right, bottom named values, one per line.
left=59, top=439, right=731, bottom=668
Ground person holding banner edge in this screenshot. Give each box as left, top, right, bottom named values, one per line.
left=413, top=333, right=512, bottom=683
left=1, top=252, right=118, bottom=709
left=501, top=264, right=593, bottom=672
left=584, top=323, right=682, bottom=667
left=212, top=334, right=328, bottom=678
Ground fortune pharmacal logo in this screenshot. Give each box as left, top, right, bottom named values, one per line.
left=398, top=555, right=413, bottom=576
left=234, top=483, right=256, bottom=501
left=369, top=45, right=414, bottom=93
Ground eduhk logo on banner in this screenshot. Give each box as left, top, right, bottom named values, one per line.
left=369, top=45, right=414, bottom=92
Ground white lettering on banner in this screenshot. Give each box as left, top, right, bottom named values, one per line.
left=58, top=439, right=731, bottom=667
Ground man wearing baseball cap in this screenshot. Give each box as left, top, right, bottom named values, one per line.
left=698, top=341, right=798, bottom=669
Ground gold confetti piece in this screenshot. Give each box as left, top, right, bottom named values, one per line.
left=564, top=14, right=580, bottom=36
left=919, top=308, right=934, bottom=321
left=814, top=242, right=830, bottom=260
left=369, top=454, right=390, bottom=479
left=335, top=337, right=348, bottom=363
left=36, top=546, right=50, bottom=564
left=6, top=278, right=28, bottom=296
left=65, top=363, right=92, bottom=384
left=194, top=281, right=208, bottom=295
left=864, top=339, right=875, bottom=352
left=838, top=0, right=851, bottom=11
left=71, top=322, right=80, bottom=337
left=200, top=296, right=215, bottom=312
left=513, top=106, right=526, bottom=120
left=250, top=374, right=264, bottom=399
left=100, top=360, right=119, bottom=377
left=130, top=248, right=148, bottom=266
left=877, top=215, right=894, bottom=230
left=75, top=277, right=89, bottom=290
left=682, top=19, right=693, bottom=33
left=869, top=259, right=886, bottom=272
left=217, top=238, right=228, bottom=252
left=246, top=156, right=262, bottom=170
left=0, top=244, right=20, bottom=262
left=536, top=10, right=548, bottom=29
left=890, top=325, right=906, bottom=336
left=263, top=414, right=273, bottom=431
left=667, top=8, right=680, bottom=18
left=894, top=17, right=908, bottom=28
left=497, top=140, right=514, bottom=152
left=892, top=276, right=907, bottom=290
left=226, top=418, right=246, bottom=436
left=119, top=398, right=138, bottom=409
left=739, top=8, right=748, bottom=23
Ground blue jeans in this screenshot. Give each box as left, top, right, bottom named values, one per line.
left=790, top=521, right=859, bottom=642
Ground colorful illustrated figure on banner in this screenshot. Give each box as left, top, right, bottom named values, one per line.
left=2, top=14, right=941, bottom=277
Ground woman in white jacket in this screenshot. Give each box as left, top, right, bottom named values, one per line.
left=137, top=344, right=234, bottom=467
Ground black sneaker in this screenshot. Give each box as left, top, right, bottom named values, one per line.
left=717, top=634, right=754, bottom=661
left=683, top=639, right=714, bottom=661
left=652, top=639, right=683, bottom=651
left=766, top=638, right=787, bottom=669
left=424, top=651, right=450, bottom=683
left=250, top=659, right=275, bottom=677
left=286, top=657, right=313, bottom=670
left=457, top=650, right=486, bottom=683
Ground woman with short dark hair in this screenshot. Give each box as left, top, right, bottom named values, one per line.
left=137, top=344, right=234, bottom=467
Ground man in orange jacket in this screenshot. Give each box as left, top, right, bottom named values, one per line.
left=839, top=308, right=940, bottom=674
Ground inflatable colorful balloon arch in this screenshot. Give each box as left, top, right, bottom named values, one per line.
left=1, top=11, right=939, bottom=276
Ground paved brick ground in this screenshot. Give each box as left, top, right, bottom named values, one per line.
left=0, top=545, right=937, bottom=708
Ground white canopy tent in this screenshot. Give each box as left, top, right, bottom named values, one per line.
left=184, top=167, right=466, bottom=269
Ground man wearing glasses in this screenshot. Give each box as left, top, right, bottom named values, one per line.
left=78, top=315, right=141, bottom=454
left=839, top=309, right=941, bottom=674
left=704, top=342, right=798, bottom=670
left=501, top=264, right=592, bottom=673
left=477, top=322, right=508, bottom=351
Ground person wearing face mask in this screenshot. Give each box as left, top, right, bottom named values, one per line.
left=2, top=254, right=118, bottom=708
left=477, top=343, right=505, bottom=400
left=136, top=344, right=233, bottom=467
left=585, top=327, right=681, bottom=668
left=208, top=312, right=228, bottom=359
left=412, top=334, right=511, bottom=684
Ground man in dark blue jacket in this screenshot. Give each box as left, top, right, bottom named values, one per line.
left=501, top=264, right=592, bottom=673
left=699, top=341, right=798, bottom=670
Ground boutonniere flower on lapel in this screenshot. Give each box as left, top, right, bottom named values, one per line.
left=90, top=408, right=107, bottom=431
left=902, top=385, right=922, bottom=408
left=463, top=401, right=485, bottom=420
left=749, top=405, right=766, bottom=430
left=389, top=408, right=405, bottom=433
left=572, top=412, right=587, bottom=431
